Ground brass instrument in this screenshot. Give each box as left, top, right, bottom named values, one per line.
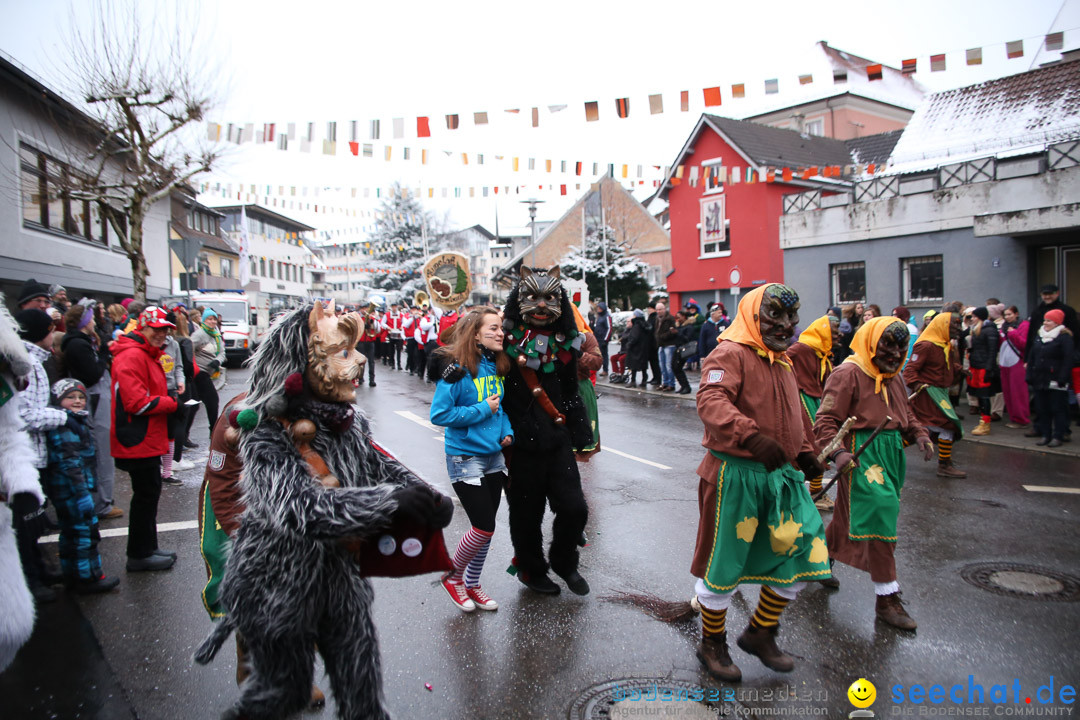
left=414, top=290, right=429, bottom=309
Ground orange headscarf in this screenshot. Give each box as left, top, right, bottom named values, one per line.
left=915, top=311, right=952, bottom=364
left=570, top=303, right=592, bottom=334
left=718, top=283, right=790, bottom=366
left=843, top=316, right=907, bottom=405
left=797, top=315, right=834, bottom=381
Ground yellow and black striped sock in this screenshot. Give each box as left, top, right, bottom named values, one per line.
left=902, top=437, right=912, bottom=448
left=809, top=475, right=823, bottom=494
left=938, top=438, right=953, bottom=464
left=750, top=586, right=790, bottom=629
left=700, top=605, right=727, bottom=639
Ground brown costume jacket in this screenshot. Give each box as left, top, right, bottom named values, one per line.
left=787, top=340, right=830, bottom=399
left=902, top=341, right=960, bottom=432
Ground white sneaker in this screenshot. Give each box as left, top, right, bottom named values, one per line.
left=175, top=459, right=197, bottom=471
left=441, top=577, right=476, bottom=612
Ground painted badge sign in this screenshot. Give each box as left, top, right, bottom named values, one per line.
left=423, top=252, right=472, bottom=309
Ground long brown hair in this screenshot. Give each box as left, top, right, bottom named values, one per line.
left=437, top=307, right=510, bottom=379
left=173, top=309, right=190, bottom=337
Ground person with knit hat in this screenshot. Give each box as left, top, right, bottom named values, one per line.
left=787, top=314, right=842, bottom=510
left=690, top=283, right=829, bottom=682
left=966, top=307, right=1000, bottom=437
left=110, top=306, right=179, bottom=572
left=17, top=279, right=50, bottom=311
left=14, top=308, right=67, bottom=602
left=43, top=379, right=120, bottom=594
left=814, top=317, right=934, bottom=630
left=1026, top=308, right=1074, bottom=447
left=903, top=312, right=967, bottom=478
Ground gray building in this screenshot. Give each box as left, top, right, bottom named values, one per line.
left=781, top=58, right=1080, bottom=319
left=0, top=53, right=170, bottom=307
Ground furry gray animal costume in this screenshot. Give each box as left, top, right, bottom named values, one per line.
left=195, top=304, right=451, bottom=720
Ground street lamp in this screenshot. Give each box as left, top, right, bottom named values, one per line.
left=521, top=198, right=545, bottom=267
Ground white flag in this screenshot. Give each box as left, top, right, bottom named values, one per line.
left=239, top=205, right=251, bottom=286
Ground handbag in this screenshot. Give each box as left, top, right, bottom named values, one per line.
left=344, top=521, right=453, bottom=578
left=677, top=340, right=699, bottom=361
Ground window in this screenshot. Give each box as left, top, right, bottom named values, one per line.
left=19, top=142, right=108, bottom=246
left=805, top=119, right=824, bottom=137
left=830, top=262, right=866, bottom=304
left=701, top=157, right=724, bottom=195
left=299, top=266, right=304, bottom=284
left=699, top=196, right=730, bottom=256
left=902, top=256, right=943, bottom=304
left=220, top=258, right=233, bottom=278
left=259, top=258, right=266, bottom=277
left=250, top=258, right=256, bottom=278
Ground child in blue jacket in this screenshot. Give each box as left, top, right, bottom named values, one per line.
left=429, top=308, right=513, bottom=613
left=44, top=379, right=119, bottom=594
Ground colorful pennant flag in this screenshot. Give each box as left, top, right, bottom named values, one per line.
left=703, top=87, right=722, bottom=107
left=732, top=83, right=745, bottom=98
left=532, top=107, right=539, bottom=127
left=866, top=64, right=883, bottom=81
left=616, top=98, right=630, bottom=118
left=680, top=91, right=689, bottom=112
left=446, top=114, right=459, bottom=130
left=1047, top=32, right=1064, bottom=51
left=417, top=117, right=431, bottom=137
left=392, top=118, right=404, bottom=139
left=1006, top=40, right=1023, bottom=59
left=930, top=53, right=946, bottom=71
left=901, top=58, right=917, bottom=75
left=833, top=69, right=847, bottom=84
left=798, top=74, right=813, bottom=85
left=966, top=47, right=983, bottom=66
left=585, top=101, right=599, bottom=122
left=765, top=79, right=779, bottom=95
left=474, top=111, right=488, bottom=125
left=649, top=94, right=663, bottom=114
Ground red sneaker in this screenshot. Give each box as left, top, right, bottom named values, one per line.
left=466, top=586, right=498, bottom=611
left=441, top=577, right=476, bottom=612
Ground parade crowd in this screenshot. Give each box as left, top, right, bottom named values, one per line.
left=2, top=269, right=1078, bottom=707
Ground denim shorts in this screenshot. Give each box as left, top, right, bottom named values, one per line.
left=446, top=452, right=507, bottom=486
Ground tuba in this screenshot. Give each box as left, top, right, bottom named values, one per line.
left=414, top=290, right=429, bottom=309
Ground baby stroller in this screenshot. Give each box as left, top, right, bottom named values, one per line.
left=608, top=351, right=628, bottom=383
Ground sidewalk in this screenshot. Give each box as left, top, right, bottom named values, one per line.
left=599, top=369, right=1080, bottom=458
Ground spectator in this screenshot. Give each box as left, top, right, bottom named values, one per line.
left=643, top=302, right=661, bottom=386
left=684, top=300, right=705, bottom=329
left=892, top=306, right=920, bottom=366
left=110, top=306, right=179, bottom=571
left=1026, top=309, right=1074, bottom=447
left=123, top=301, right=146, bottom=334
left=170, top=309, right=198, bottom=468
left=967, top=307, right=1000, bottom=436
left=985, top=303, right=1008, bottom=420
left=862, top=304, right=882, bottom=324
left=15, top=308, right=68, bottom=602
left=158, top=313, right=186, bottom=485
left=1000, top=306, right=1030, bottom=428
left=654, top=302, right=678, bottom=391
left=60, top=303, right=122, bottom=520
left=671, top=310, right=698, bottom=394
left=106, top=304, right=128, bottom=340
left=622, top=310, right=650, bottom=388
left=699, top=303, right=728, bottom=359
left=49, top=284, right=70, bottom=331
left=43, top=379, right=119, bottom=594
left=17, top=279, right=51, bottom=311
left=1025, top=284, right=1079, bottom=360
left=191, top=308, right=226, bottom=441
left=593, top=302, right=612, bottom=376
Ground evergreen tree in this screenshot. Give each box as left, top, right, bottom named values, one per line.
left=367, top=182, right=439, bottom=292
left=559, top=224, right=651, bottom=308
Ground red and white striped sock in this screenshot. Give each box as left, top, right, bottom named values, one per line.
left=162, top=441, right=175, bottom=478
left=451, top=527, right=493, bottom=583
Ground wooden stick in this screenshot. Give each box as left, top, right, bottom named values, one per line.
left=816, top=416, right=856, bottom=465
left=908, top=384, right=928, bottom=401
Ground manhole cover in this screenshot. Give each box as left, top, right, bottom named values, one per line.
left=961, top=563, right=1080, bottom=601
left=568, top=679, right=718, bottom=720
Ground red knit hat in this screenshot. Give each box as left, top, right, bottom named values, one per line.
left=1045, top=309, right=1065, bottom=325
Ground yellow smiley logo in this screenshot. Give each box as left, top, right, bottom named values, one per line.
left=848, top=678, right=876, bottom=708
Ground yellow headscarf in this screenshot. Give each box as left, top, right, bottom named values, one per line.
left=797, top=315, right=834, bottom=381
left=718, top=284, right=790, bottom=366
left=842, top=316, right=907, bottom=406
left=570, top=303, right=592, bottom=334
left=915, top=311, right=952, bottom=364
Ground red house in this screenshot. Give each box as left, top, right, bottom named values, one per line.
left=659, top=114, right=897, bottom=314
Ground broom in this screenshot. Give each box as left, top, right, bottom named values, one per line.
left=599, top=590, right=702, bottom=623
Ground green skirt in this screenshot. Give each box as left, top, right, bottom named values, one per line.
left=199, top=481, right=230, bottom=620
left=701, top=451, right=831, bottom=592
left=925, top=385, right=963, bottom=440
left=845, top=429, right=905, bottom=542
left=578, top=378, right=599, bottom=453
left=799, top=391, right=821, bottom=424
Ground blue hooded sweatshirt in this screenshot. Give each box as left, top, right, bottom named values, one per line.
left=430, top=353, right=514, bottom=456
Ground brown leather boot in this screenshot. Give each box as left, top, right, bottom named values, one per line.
left=937, top=462, right=967, bottom=478
left=876, top=592, right=917, bottom=631
left=736, top=624, right=795, bottom=672
left=696, top=634, right=742, bottom=682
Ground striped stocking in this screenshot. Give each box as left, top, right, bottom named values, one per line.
left=463, top=537, right=491, bottom=588
left=451, top=527, right=493, bottom=583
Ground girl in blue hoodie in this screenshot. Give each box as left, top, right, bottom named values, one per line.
left=429, top=308, right=513, bottom=613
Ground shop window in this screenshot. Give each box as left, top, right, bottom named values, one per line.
left=830, top=261, right=866, bottom=304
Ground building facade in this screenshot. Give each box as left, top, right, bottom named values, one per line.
left=0, top=55, right=170, bottom=307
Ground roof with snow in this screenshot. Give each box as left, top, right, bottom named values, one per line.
left=845, top=130, right=903, bottom=166
left=886, top=59, right=1080, bottom=174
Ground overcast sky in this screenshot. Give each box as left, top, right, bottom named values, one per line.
left=1, top=0, right=1075, bottom=236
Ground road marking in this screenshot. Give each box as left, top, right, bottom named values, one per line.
left=40, top=519, right=199, bottom=544
left=1023, top=485, right=1080, bottom=495
left=604, top=447, right=672, bottom=470
left=395, top=409, right=441, bottom=433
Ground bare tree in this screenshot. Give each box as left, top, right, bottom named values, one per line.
left=58, top=3, right=225, bottom=302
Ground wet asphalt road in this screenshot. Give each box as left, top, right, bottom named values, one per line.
left=3, top=363, right=1079, bottom=720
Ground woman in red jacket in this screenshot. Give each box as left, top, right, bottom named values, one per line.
left=110, top=307, right=179, bottom=572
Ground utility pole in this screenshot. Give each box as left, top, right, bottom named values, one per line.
left=599, top=181, right=609, bottom=306
left=521, top=198, right=545, bottom=267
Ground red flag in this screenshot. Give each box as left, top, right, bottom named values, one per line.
left=560, top=184, right=567, bottom=196
left=349, top=141, right=359, bottom=156
left=575, top=161, right=582, bottom=176
left=680, top=90, right=689, bottom=111
left=703, top=86, right=722, bottom=107
left=901, top=59, right=916, bottom=75
left=866, top=64, right=883, bottom=81
left=417, top=117, right=431, bottom=137
left=615, top=98, right=630, bottom=118
left=868, top=163, right=877, bottom=175
left=782, top=167, right=793, bottom=182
